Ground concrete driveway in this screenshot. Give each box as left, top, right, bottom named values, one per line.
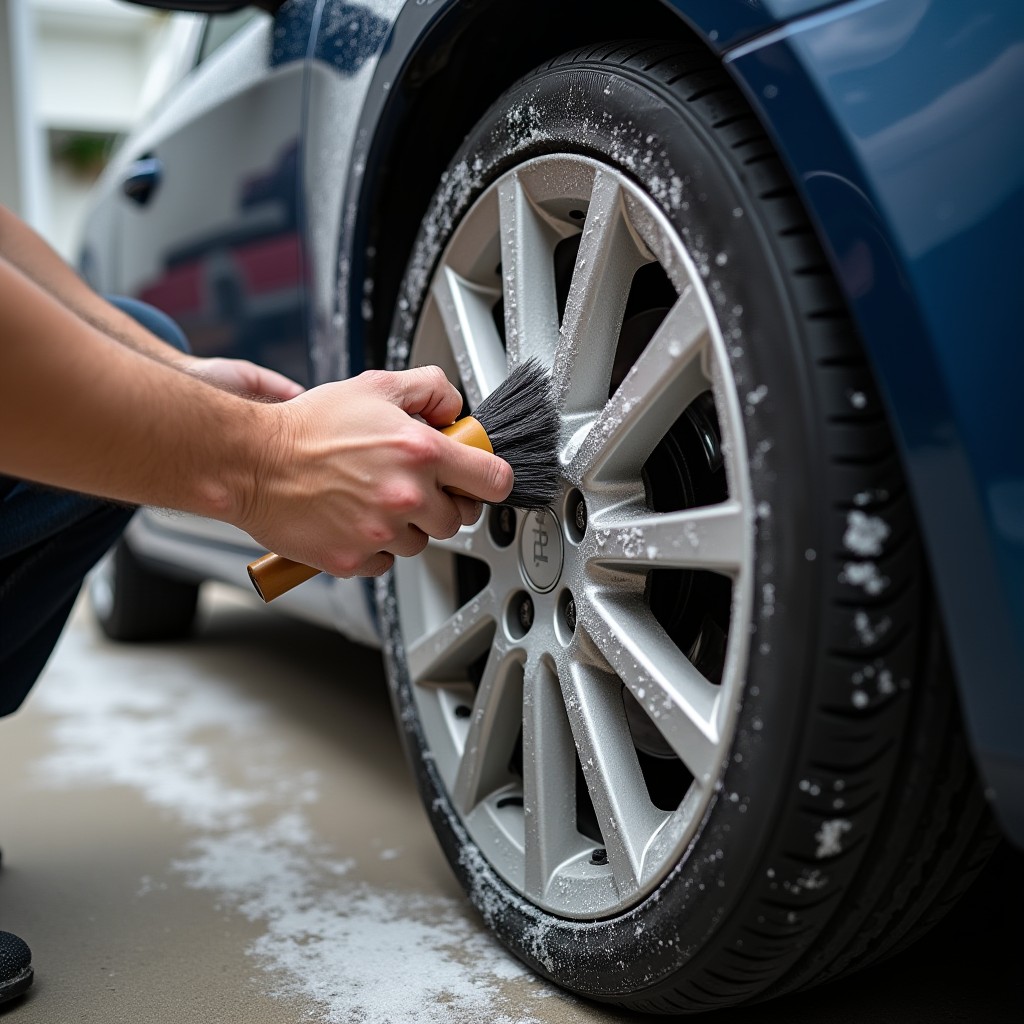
left=0, top=587, right=1019, bottom=1022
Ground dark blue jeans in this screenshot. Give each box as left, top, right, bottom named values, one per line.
left=0, top=298, right=189, bottom=717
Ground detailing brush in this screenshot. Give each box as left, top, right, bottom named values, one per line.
left=247, top=358, right=559, bottom=602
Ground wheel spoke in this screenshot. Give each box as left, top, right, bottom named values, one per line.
left=562, top=659, right=667, bottom=896
left=583, top=589, right=722, bottom=784
left=568, top=288, right=709, bottom=486
left=431, top=267, right=506, bottom=407
left=451, top=642, right=524, bottom=814
left=552, top=173, right=648, bottom=416
left=498, top=172, right=562, bottom=367
left=406, top=588, right=498, bottom=684
left=522, top=656, right=579, bottom=902
left=589, top=501, right=746, bottom=577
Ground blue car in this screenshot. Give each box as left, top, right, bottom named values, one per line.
left=81, top=0, right=1024, bottom=1012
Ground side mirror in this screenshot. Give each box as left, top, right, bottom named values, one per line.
left=118, top=1, right=281, bottom=12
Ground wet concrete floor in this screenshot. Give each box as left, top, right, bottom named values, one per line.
left=0, top=587, right=1019, bottom=1022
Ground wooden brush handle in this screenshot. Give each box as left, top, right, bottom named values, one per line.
left=436, top=416, right=493, bottom=497
left=247, top=552, right=320, bottom=602
left=246, top=416, right=492, bottom=602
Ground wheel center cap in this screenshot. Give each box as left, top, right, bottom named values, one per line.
left=519, top=508, right=563, bottom=593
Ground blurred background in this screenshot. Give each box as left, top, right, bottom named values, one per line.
left=0, top=0, right=200, bottom=258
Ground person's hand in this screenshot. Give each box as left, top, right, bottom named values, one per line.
left=239, top=365, right=514, bottom=577
left=186, top=355, right=305, bottom=401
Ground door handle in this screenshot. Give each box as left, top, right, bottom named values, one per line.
left=121, top=156, right=162, bottom=205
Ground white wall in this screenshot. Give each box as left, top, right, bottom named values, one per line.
left=0, top=0, right=200, bottom=257
left=0, top=0, right=47, bottom=228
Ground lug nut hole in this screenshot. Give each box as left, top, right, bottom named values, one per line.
left=507, top=591, right=534, bottom=639
left=565, top=489, right=587, bottom=544
left=555, top=589, right=577, bottom=645
left=489, top=505, right=517, bottom=548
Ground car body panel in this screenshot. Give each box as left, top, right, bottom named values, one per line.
left=79, top=0, right=386, bottom=647
left=79, top=0, right=1023, bottom=840
left=720, top=0, right=1024, bottom=842
left=116, top=14, right=308, bottom=385
left=301, top=0, right=401, bottom=385
left=659, top=0, right=858, bottom=50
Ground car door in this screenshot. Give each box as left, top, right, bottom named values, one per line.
left=114, top=8, right=310, bottom=389
left=105, top=6, right=312, bottom=551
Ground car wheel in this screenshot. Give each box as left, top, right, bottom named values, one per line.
left=90, top=539, right=200, bottom=642
left=376, top=41, right=996, bottom=1012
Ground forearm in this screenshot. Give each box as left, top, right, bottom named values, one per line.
left=0, top=256, right=268, bottom=520
left=0, top=204, right=191, bottom=368
left=1, top=250, right=513, bottom=577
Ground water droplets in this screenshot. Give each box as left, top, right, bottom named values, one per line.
left=621, top=527, right=645, bottom=559
left=853, top=610, right=891, bottom=647
left=839, top=561, right=889, bottom=595
left=782, top=869, right=828, bottom=895
left=815, top=819, right=852, bottom=859
left=844, top=511, right=890, bottom=557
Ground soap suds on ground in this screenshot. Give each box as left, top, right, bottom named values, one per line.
left=31, top=612, right=554, bottom=1024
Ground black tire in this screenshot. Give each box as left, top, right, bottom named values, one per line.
left=377, top=41, right=996, bottom=1012
left=90, top=539, right=199, bottom=642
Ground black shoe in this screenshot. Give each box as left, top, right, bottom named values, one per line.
left=0, top=932, right=32, bottom=1005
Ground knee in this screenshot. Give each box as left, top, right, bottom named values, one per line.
left=105, top=295, right=191, bottom=356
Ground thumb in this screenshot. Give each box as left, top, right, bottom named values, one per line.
left=374, top=365, right=464, bottom=426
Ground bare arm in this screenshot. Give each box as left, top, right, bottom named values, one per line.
left=0, top=256, right=265, bottom=518
left=0, top=204, right=302, bottom=399
left=0, top=257, right=513, bottom=575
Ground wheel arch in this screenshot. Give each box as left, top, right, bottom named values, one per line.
left=349, top=0, right=694, bottom=372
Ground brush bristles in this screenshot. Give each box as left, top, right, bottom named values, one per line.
left=474, top=358, right=560, bottom=510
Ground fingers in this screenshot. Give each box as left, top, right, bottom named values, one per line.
left=435, top=432, right=514, bottom=505
left=193, top=358, right=305, bottom=400
left=248, top=365, right=305, bottom=400
left=385, top=524, right=431, bottom=559
left=360, top=365, right=463, bottom=427
left=327, top=495, right=477, bottom=578
left=325, top=550, right=395, bottom=578
left=451, top=495, right=483, bottom=526
left=354, top=552, right=395, bottom=577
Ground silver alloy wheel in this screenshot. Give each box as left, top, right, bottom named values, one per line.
left=394, top=154, right=754, bottom=919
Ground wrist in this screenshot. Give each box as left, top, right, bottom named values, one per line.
left=204, top=396, right=293, bottom=537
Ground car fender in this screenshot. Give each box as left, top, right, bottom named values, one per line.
left=719, top=0, right=1024, bottom=843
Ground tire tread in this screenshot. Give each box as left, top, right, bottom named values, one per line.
left=538, top=39, right=995, bottom=1015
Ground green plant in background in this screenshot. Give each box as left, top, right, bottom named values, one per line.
left=54, top=133, right=115, bottom=179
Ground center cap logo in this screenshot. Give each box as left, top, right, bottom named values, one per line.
left=519, top=508, right=563, bottom=593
